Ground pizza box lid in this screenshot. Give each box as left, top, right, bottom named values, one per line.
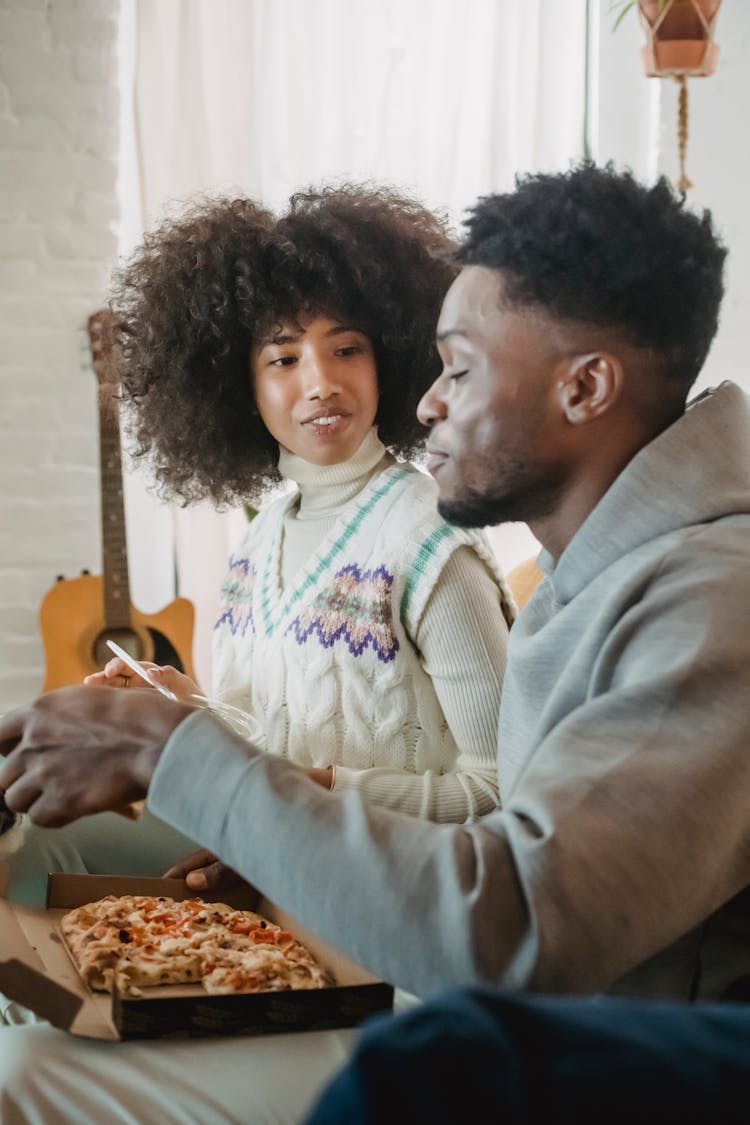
left=0, top=873, right=393, bottom=1040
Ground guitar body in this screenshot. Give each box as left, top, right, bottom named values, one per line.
left=40, top=573, right=196, bottom=690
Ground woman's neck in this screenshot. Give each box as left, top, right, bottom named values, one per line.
left=278, top=429, right=392, bottom=518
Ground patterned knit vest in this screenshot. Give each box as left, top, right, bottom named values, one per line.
left=212, top=463, right=505, bottom=774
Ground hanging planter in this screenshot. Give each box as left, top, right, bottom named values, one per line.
left=613, top=0, right=723, bottom=193
left=637, top=0, right=721, bottom=77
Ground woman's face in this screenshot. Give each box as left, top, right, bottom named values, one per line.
left=251, top=314, right=380, bottom=466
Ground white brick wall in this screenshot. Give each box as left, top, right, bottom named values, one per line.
left=0, top=0, right=120, bottom=711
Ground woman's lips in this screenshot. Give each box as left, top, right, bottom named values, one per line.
left=302, top=412, right=351, bottom=437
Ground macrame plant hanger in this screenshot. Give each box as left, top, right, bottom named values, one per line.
left=637, top=0, right=722, bottom=192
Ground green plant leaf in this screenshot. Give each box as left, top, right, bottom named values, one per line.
left=610, top=0, right=668, bottom=32
left=610, top=0, right=637, bottom=32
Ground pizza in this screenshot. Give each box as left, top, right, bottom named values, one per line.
left=60, top=894, right=332, bottom=996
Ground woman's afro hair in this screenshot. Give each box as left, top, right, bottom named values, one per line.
left=112, top=184, right=457, bottom=505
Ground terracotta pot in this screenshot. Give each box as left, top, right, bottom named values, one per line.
left=638, top=0, right=722, bottom=76
left=641, top=39, right=719, bottom=76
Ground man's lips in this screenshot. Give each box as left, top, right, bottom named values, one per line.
left=425, top=448, right=448, bottom=475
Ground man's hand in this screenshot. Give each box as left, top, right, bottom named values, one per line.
left=0, top=685, right=195, bottom=827
left=164, top=848, right=257, bottom=901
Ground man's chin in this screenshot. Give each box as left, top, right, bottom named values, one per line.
left=437, top=496, right=498, bottom=529
left=437, top=483, right=534, bottom=528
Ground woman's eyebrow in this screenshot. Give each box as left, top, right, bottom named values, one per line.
left=326, top=324, right=367, bottom=337
left=258, top=328, right=303, bottom=347
left=257, top=323, right=367, bottom=347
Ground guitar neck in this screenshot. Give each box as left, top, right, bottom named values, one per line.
left=40, top=308, right=196, bottom=691
left=89, top=311, right=133, bottom=630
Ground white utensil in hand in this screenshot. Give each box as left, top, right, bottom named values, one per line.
left=105, top=639, right=179, bottom=701
left=104, top=639, right=263, bottom=745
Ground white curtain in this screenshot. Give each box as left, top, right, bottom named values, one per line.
left=121, top=0, right=589, bottom=688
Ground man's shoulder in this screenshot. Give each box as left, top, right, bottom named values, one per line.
left=550, top=517, right=750, bottom=643
left=522, top=516, right=750, bottom=633
left=649, top=516, right=750, bottom=601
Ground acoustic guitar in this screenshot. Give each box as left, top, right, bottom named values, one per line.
left=39, top=310, right=196, bottom=690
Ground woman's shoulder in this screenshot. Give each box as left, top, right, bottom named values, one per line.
left=370, top=464, right=503, bottom=603
left=385, top=461, right=493, bottom=551
left=240, top=485, right=297, bottom=535
left=380, top=459, right=437, bottom=509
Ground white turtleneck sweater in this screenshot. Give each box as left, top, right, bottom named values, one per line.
left=212, top=430, right=511, bottom=822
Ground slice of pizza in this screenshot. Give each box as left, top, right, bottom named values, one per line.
left=61, top=894, right=202, bottom=992
left=199, top=930, right=333, bottom=994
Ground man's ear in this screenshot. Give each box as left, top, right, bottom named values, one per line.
left=557, top=353, right=623, bottom=425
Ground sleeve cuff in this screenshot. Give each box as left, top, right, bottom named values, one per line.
left=329, top=763, right=362, bottom=794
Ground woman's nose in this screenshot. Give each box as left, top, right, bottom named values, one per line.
left=302, top=356, right=339, bottom=399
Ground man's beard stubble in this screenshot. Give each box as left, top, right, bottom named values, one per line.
left=437, top=473, right=560, bottom=530
left=437, top=492, right=508, bottom=529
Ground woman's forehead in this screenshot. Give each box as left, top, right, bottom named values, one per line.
left=258, top=308, right=371, bottom=344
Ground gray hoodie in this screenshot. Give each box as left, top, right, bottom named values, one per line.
left=151, top=381, right=750, bottom=1001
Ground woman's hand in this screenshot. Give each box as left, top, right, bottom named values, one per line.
left=306, top=765, right=334, bottom=790
left=84, top=658, right=200, bottom=701
left=164, top=848, right=258, bottom=900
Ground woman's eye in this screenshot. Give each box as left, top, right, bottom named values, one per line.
left=270, top=355, right=296, bottom=367
left=336, top=345, right=361, bottom=357
left=448, top=369, right=468, bottom=382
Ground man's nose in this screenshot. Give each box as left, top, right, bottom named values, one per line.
left=417, top=377, right=448, bottom=427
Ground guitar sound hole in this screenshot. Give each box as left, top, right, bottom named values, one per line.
left=91, top=627, right=186, bottom=673
left=92, top=628, right=142, bottom=668
left=146, top=627, right=185, bottom=672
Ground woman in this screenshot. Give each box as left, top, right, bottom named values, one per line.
left=94, top=183, right=513, bottom=821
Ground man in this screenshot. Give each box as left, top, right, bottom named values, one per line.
left=1, top=163, right=749, bottom=1120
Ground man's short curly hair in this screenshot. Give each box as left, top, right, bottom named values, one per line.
left=112, top=185, right=457, bottom=505
left=458, top=162, right=727, bottom=388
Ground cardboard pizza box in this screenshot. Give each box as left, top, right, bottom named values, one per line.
left=0, top=873, right=393, bottom=1040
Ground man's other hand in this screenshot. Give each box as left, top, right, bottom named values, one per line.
left=0, top=685, right=195, bottom=827
left=164, top=848, right=258, bottom=902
